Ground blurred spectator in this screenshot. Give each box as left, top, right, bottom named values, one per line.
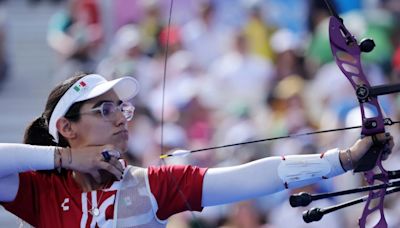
left=207, top=30, right=275, bottom=110
left=265, top=75, right=319, bottom=157
left=47, top=0, right=103, bottom=84
left=97, top=24, right=158, bottom=91
left=382, top=0, right=400, bottom=16
left=270, top=29, right=306, bottom=80
left=137, top=2, right=163, bottom=57
left=243, top=5, right=276, bottom=61
left=220, top=201, right=270, bottom=228
left=181, top=2, right=232, bottom=69
left=112, top=0, right=145, bottom=30
left=333, top=0, right=362, bottom=14
left=261, top=0, right=310, bottom=38
left=157, top=0, right=202, bottom=26
left=112, top=0, right=165, bottom=57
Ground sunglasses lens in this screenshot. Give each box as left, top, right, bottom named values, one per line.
left=121, top=102, right=135, bottom=121
left=101, top=102, right=116, bottom=120
left=97, top=102, right=135, bottom=121
left=121, top=103, right=135, bottom=121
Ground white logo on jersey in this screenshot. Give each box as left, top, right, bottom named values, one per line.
left=61, top=198, right=70, bottom=211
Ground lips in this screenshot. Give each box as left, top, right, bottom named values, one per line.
left=114, top=130, right=129, bottom=140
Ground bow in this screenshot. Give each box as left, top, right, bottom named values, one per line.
left=289, top=1, right=400, bottom=227
left=159, top=0, right=400, bottom=227
left=328, top=4, right=388, bottom=228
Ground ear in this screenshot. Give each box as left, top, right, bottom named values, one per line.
left=56, top=117, right=77, bottom=140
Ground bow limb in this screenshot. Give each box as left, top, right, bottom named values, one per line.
left=328, top=14, right=388, bottom=228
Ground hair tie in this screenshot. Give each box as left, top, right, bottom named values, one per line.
left=40, top=114, right=49, bottom=127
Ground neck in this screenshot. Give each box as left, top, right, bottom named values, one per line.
left=73, top=171, right=115, bottom=192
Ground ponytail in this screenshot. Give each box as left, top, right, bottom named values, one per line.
left=23, top=73, right=87, bottom=147
left=23, top=116, right=57, bottom=146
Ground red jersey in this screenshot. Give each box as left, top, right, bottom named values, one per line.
left=1, top=165, right=207, bottom=228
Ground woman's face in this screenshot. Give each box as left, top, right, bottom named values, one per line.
left=72, top=90, right=130, bottom=152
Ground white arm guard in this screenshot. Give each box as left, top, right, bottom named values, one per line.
left=278, top=148, right=345, bottom=189
left=202, top=148, right=345, bottom=207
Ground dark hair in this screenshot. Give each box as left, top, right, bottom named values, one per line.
left=24, top=73, right=88, bottom=146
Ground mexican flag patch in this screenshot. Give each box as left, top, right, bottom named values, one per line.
left=73, top=81, right=87, bottom=92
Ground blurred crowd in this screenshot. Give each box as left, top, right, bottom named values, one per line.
left=4, top=0, right=400, bottom=227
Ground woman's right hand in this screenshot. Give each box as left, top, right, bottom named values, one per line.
left=59, top=145, right=124, bottom=183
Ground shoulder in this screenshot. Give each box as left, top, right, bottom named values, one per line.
left=147, top=165, right=208, bottom=187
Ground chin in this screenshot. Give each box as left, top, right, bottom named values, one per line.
left=111, top=134, right=129, bottom=153
left=114, top=141, right=129, bottom=153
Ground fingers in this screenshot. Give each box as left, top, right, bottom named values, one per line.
left=97, top=161, right=123, bottom=180
left=99, top=148, right=124, bottom=179
left=373, top=132, right=393, bottom=144
left=381, top=146, right=391, bottom=160
left=370, top=133, right=394, bottom=161
left=361, top=133, right=393, bottom=149
left=98, top=147, right=124, bottom=180
left=91, top=171, right=102, bottom=183
left=381, top=133, right=394, bottom=161
left=65, top=145, right=125, bottom=183
left=90, top=164, right=123, bottom=184
left=350, top=132, right=395, bottom=165
left=108, top=157, right=124, bottom=174
left=101, top=148, right=121, bottom=162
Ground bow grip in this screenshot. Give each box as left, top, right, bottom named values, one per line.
left=353, top=141, right=384, bottom=172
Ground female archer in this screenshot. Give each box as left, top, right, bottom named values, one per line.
left=0, top=73, right=393, bottom=227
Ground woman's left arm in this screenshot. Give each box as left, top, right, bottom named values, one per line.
left=201, top=133, right=393, bottom=207
left=201, top=149, right=343, bottom=207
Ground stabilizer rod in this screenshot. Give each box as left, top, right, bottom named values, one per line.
left=302, top=187, right=400, bottom=223
left=370, top=83, right=400, bottom=97
left=290, top=179, right=400, bottom=207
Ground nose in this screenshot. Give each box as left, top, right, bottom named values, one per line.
left=114, top=109, right=127, bottom=126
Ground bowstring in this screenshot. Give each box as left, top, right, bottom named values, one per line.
left=161, top=121, right=400, bottom=157
left=159, top=0, right=203, bottom=227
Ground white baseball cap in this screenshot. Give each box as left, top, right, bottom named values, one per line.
left=49, top=74, right=140, bottom=143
